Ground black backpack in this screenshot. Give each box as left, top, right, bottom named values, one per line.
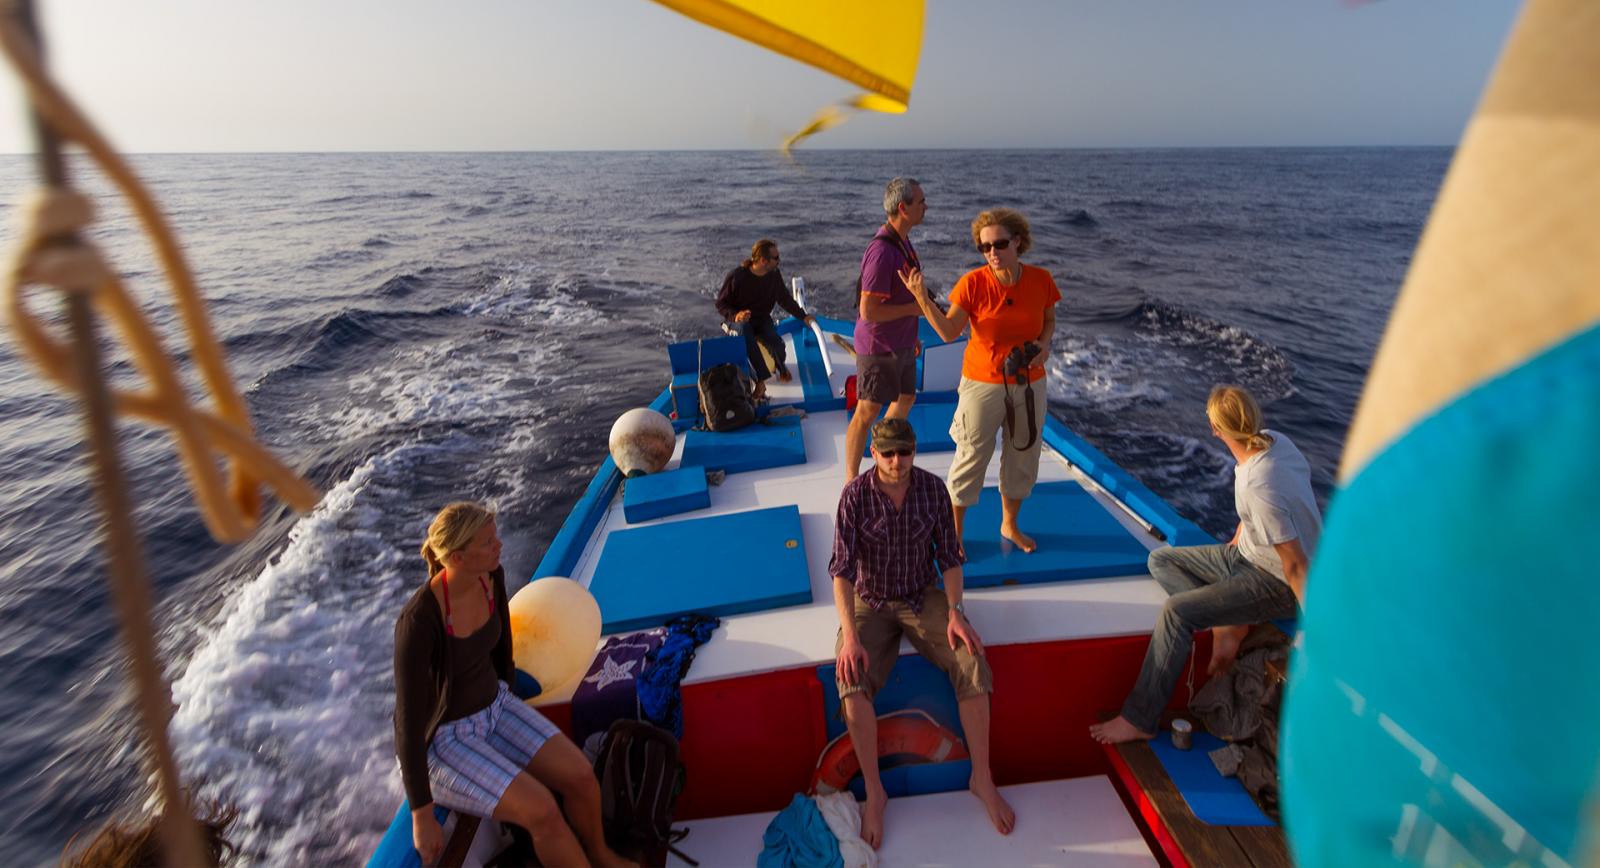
left=697, top=362, right=756, bottom=432
left=593, top=719, right=694, bottom=866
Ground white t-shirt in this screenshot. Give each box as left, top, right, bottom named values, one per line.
left=1234, top=430, right=1322, bottom=581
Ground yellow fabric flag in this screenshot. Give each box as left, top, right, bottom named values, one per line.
left=649, top=0, right=924, bottom=149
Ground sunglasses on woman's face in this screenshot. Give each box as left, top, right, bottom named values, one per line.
left=977, top=238, right=1013, bottom=253
left=766, top=254, right=781, bottom=263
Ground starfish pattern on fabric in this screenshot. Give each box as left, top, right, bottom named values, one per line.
left=584, top=655, right=638, bottom=690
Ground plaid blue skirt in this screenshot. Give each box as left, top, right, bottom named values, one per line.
left=427, top=682, right=561, bottom=817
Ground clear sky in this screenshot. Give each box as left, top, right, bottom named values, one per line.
left=2, top=0, right=1523, bottom=153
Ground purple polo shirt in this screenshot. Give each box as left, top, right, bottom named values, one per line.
left=853, top=226, right=921, bottom=356
left=829, top=466, right=966, bottom=612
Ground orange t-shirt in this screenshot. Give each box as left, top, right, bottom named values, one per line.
left=949, top=264, right=1061, bottom=384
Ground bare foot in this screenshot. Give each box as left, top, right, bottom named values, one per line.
left=1089, top=715, right=1155, bottom=745
left=861, top=791, right=886, bottom=850
left=776, top=367, right=793, bottom=383
left=1208, top=625, right=1249, bottom=676
left=971, top=777, right=1016, bottom=836
left=1000, top=524, right=1037, bottom=553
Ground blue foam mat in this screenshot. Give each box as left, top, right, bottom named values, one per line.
left=680, top=414, right=807, bottom=475
left=622, top=465, right=710, bottom=522
left=960, top=482, right=1152, bottom=588
left=859, top=401, right=959, bottom=456
left=590, top=505, right=812, bottom=633
left=1148, top=731, right=1275, bottom=827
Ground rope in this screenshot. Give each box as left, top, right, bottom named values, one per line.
left=1, top=5, right=322, bottom=866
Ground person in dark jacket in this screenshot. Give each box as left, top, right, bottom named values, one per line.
left=394, top=502, right=630, bottom=867
left=715, top=238, right=814, bottom=400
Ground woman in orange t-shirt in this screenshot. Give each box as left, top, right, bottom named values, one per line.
left=900, top=208, right=1059, bottom=551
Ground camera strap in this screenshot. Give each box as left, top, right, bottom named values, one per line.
left=1002, top=378, right=1040, bottom=451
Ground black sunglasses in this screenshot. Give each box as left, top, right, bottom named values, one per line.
left=765, top=254, right=781, bottom=262
left=877, top=448, right=914, bottom=457
left=977, top=238, right=1013, bottom=253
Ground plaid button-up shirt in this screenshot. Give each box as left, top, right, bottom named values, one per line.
left=828, top=466, right=966, bottom=612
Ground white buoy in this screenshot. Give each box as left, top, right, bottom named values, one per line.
left=508, top=576, right=602, bottom=698
left=608, top=407, right=675, bottom=477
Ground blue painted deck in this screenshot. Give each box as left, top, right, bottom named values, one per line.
left=961, top=481, right=1153, bottom=588
left=680, top=413, right=807, bottom=475
left=589, top=504, right=813, bottom=633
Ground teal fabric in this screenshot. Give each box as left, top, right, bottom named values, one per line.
left=758, top=794, right=843, bottom=868
left=1283, top=323, right=1600, bottom=866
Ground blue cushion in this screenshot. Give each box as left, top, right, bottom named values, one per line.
left=960, top=481, right=1153, bottom=588
left=1149, top=730, right=1274, bottom=826
left=680, top=414, right=806, bottom=475
left=590, top=505, right=813, bottom=633
left=623, top=466, right=711, bottom=522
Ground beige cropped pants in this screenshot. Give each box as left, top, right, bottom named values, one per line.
left=946, top=376, right=1048, bottom=507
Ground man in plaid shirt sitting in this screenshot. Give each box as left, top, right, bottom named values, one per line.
left=830, top=417, right=1015, bottom=848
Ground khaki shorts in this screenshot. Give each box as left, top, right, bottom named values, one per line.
left=946, top=376, right=1048, bottom=507
left=834, top=585, right=993, bottom=704
left=856, top=348, right=918, bottom=405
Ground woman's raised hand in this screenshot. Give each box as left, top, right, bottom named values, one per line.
left=898, top=266, right=927, bottom=302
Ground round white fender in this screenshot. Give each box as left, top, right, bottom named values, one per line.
left=508, top=576, right=602, bottom=697
left=608, top=407, right=675, bottom=478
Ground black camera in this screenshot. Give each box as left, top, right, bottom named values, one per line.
left=1002, top=342, right=1042, bottom=383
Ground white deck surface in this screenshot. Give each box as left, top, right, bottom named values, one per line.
left=664, top=776, right=1156, bottom=867
left=533, top=333, right=1172, bottom=705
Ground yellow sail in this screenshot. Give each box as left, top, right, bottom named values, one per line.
left=649, top=0, right=924, bottom=148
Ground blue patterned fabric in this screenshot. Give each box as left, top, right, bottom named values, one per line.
left=637, top=614, right=721, bottom=738
left=1283, top=324, right=1600, bottom=865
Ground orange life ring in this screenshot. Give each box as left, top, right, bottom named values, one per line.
left=809, top=709, right=970, bottom=794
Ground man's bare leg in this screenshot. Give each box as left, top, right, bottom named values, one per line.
left=885, top=391, right=916, bottom=420
left=954, top=504, right=967, bottom=540
left=1000, top=496, right=1037, bottom=553
left=957, top=694, right=1015, bottom=835
left=844, top=399, right=883, bottom=481
left=842, top=693, right=888, bottom=849
left=1208, top=624, right=1250, bottom=675
left=1089, top=715, right=1155, bottom=745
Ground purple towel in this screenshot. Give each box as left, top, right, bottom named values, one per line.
left=571, top=628, right=667, bottom=746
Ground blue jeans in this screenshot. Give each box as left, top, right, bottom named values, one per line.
left=736, top=317, right=787, bottom=381
left=1121, top=543, right=1299, bottom=733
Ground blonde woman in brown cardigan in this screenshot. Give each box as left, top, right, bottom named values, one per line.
left=394, top=502, right=630, bottom=867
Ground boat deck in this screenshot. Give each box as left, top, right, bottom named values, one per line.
left=665, top=775, right=1157, bottom=867
left=533, top=329, right=1176, bottom=704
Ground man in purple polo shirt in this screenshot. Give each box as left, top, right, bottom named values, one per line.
left=844, top=177, right=928, bottom=481
left=829, top=417, right=1015, bottom=848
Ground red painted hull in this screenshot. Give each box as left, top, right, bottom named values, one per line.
left=540, top=630, right=1213, bottom=823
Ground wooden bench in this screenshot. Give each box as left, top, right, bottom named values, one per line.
left=1103, top=734, right=1289, bottom=868
left=1101, top=624, right=1293, bottom=867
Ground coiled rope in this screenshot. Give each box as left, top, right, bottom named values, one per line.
left=1, top=2, right=322, bottom=865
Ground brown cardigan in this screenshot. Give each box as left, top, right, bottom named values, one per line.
left=393, top=565, right=513, bottom=809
